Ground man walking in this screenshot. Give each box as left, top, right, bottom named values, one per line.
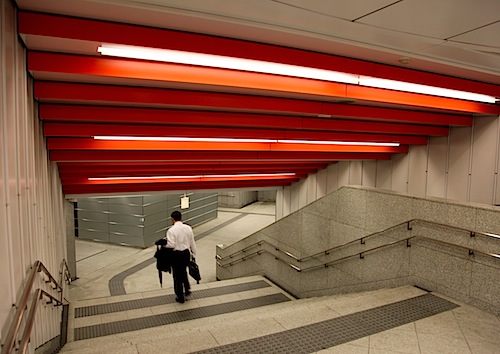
left=166, top=210, right=197, bottom=303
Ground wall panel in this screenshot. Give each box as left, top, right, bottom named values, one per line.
left=316, top=168, right=328, bottom=198
left=447, top=126, right=472, bottom=201
left=290, top=182, right=300, bottom=213
left=361, top=161, right=376, bottom=188
left=297, top=179, right=308, bottom=210
left=391, top=153, right=409, bottom=193
left=275, top=188, right=283, bottom=219
left=337, top=161, right=350, bottom=187
left=306, top=173, right=317, bottom=204
left=1, top=0, right=67, bottom=344
left=426, top=136, right=448, bottom=198
left=77, top=193, right=218, bottom=247
left=277, top=116, right=500, bottom=220
left=0, top=0, right=12, bottom=330
left=407, top=145, right=427, bottom=197
left=326, top=163, right=338, bottom=194
left=349, top=161, right=363, bottom=186
left=470, top=116, right=498, bottom=204
left=375, top=160, right=392, bottom=189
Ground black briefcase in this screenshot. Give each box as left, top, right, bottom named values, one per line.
left=188, top=260, right=201, bottom=284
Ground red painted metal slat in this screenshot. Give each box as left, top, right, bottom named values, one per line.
left=43, top=122, right=429, bottom=145
left=37, top=99, right=468, bottom=130
left=62, top=179, right=299, bottom=195
left=46, top=137, right=407, bottom=153
left=57, top=161, right=325, bottom=168
left=64, top=174, right=303, bottom=185
left=57, top=162, right=325, bottom=172
left=19, top=11, right=500, bottom=97
left=29, top=52, right=498, bottom=114
left=59, top=168, right=319, bottom=179
left=35, top=82, right=322, bottom=116
left=49, top=150, right=392, bottom=162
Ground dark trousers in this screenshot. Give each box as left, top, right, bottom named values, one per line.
left=172, top=249, right=190, bottom=302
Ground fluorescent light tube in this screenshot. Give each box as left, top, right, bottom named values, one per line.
left=89, top=172, right=295, bottom=181
left=97, top=44, right=360, bottom=85
left=93, top=136, right=400, bottom=147
left=277, top=139, right=400, bottom=147
left=93, top=136, right=276, bottom=143
left=98, top=44, right=498, bottom=103
left=359, top=76, right=497, bottom=104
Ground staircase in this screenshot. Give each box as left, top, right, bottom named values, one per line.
left=57, top=276, right=490, bottom=354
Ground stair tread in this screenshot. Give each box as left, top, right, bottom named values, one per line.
left=61, top=285, right=459, bottom=353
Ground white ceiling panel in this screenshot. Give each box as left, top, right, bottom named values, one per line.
left=358, top=0, right=500, bottom=39
left=419, top=42, right=500, bottom=74
left=450, top=21, right=500, bottom=49
left=16, top=0, right=500, bottom=83
left=266, top=0, right=396, bottom=21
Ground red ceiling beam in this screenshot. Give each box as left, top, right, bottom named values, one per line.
left=38, top=104, right=454, bottom=136
left=57, top=161, right=326, bottom=168
left=43, top=122, right=429, bottom=145
left=49, top=150, right=393, bottom=162
left=67, top=174, right=303, bottom=185
left=57, top=162, right=326, bottom=173
left=62, top=179, right=299, bottom=195
left=46, top=137, right=407, bottom=153
left=18, top=11, right=500, bottom=97
left=28, top=52, right=498, bottom=114
left=59, top=167, right=321, bottom=180
left=37, top=92, right=471, bottom=128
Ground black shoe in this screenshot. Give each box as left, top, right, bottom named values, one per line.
left=175, top=297, right=185, bottom=303
left=185, top=291, right=191, bottom=296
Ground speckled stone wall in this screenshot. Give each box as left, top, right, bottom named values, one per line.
left=217, top=186, right=500, bottom=314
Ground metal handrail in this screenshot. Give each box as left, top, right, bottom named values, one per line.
left=59, top=259, right=72, bottom=302
left=218, top=249, right=264, bottom=267
left=18, top=290, right=63, bottom=354
left=218, top=218, right=500, bottom=264
left=218, top=237, right=414, bottom=271
left=300, top=221, right=412, bottom=262
left=301, top=237, right=416, bottom=272
left=1, top=260, right=69, bottom=354
left=219, top=234, right=500, bottom=273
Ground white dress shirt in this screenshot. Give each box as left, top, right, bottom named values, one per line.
left=166, top=221, right=197, bottom=259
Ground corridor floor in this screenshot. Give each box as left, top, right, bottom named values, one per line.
left=68, top=202, right=500, bottom=354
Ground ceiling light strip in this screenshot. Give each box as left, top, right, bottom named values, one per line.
left=97, top=44, right=360, bottom=85
left=89, top=172, right=296, bottom=181
left=93, top=136, right=400, bottom=147
left=97, top=44, right=498, bottom=103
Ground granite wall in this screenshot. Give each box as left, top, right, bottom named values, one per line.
left=216, top=186, right=500, bottom=314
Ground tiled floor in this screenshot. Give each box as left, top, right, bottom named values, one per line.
left=67, top=202, right=500, bottom=354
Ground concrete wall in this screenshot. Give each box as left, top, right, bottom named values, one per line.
left=0, top=0, right=68, bottom=350
left=276, top=115, right=500, bottom=219
left=76, top=192, right=218, bottom=248
left=217, top=186, right=500, bottom=314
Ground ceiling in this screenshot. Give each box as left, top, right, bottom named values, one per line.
left=15, top=0, right=500, bottom=197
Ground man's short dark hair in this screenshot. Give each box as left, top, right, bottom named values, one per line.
left=171, top=210, right=182, bottom=221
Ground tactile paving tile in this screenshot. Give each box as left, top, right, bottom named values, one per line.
left=74, top=293, right=291, bottom=340
left=192, top=293, right=459, bottom=354
left=109, top=258, right=155, bottom=296
left=75, top=280, right=272, bottom=318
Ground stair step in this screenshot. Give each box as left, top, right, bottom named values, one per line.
left=74, top=293, right=291, bottom=340
left=68, top=276, right=294, bottom=342
left=60, top=284, right=461, bottom=353
left=74, top=279, right=275, bottom=318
